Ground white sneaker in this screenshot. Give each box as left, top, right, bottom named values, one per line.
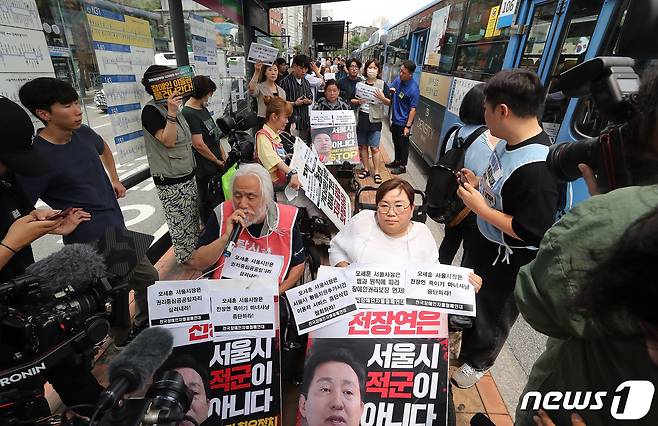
left=451, top=362, right=488, bottom=389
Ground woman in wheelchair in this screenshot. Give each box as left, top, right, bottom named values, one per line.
left=255, top=97, right=322, bottom=218
left=329, top=177, right=482, bottom=291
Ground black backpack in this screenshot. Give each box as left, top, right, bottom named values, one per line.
left=426, top=124, right=488, bottom=225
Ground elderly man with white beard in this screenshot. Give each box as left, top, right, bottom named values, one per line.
left=186, top=163, right=305, bottom=295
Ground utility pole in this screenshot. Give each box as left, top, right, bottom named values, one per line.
left=302, top=4, right=313, bottom=57
left=345, top=21, right=351, bottom=55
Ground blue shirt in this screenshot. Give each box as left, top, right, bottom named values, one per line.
left=17, top=125, right=125, bottom=244
left=390, top=77, right=420, bottom=125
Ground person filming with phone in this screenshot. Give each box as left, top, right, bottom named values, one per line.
left=0, top=96, right=101, bottom=418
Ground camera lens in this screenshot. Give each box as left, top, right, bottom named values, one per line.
left=147, top=370, right=192, bottom=414
left=546, top=137, right=600, bottom=182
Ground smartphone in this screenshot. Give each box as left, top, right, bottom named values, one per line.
left=46, top=207, right=73, bottom=220
left=437, top=164, right=468, bottom=187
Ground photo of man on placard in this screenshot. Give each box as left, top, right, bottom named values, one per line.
left=299, top=348, right=366, bottom=426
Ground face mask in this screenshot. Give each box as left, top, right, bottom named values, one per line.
left=367, top=69, right=378, bottom=79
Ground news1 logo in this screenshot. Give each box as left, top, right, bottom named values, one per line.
left=520, top=381, right=655, bottom=420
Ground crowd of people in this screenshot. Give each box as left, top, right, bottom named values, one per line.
left=1, top=48, right=658, bottom=426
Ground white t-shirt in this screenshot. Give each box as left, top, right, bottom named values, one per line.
left=329, top=210, right=438, bottom=266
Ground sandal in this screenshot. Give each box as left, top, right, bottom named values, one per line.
left=358, top=170, right=371, bottom=180
left=373, top=174, right=382, bottom=184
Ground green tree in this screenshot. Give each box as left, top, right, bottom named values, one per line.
left=347, top=34, right=369, bottom=55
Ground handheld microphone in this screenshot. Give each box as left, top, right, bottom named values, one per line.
left=96, top=327, right=174, bottom=413
left=223, top=223, right=243, bottom=257
left=0, top=244, right=106, bottom=296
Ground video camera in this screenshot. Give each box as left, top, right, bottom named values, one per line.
left=546, top=56, right=640, bottom=192
left=216, top=109, right=258, bottom=167
left=0, top=228, right=153, bottom=422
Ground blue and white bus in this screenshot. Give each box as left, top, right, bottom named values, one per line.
left=375, top=0, right=656, bottom=204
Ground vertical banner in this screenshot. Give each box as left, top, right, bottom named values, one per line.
left=85, top=5, right=154, bottom=162
left=424, top=6, right=450, bottom=66
left=310, top=110, right=360, bottom=165
left=289, top=137, right=352, bottom=229
left=302, top=309, right=450, bottom=426
left=0, top=0, right=56, bottom=126
left=190, top=13, right=223, bottom=117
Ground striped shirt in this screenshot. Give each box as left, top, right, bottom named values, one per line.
left=279, top=73, right=313, bottom=130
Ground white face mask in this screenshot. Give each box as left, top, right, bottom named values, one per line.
left=367, top=68, right=378, bottom=79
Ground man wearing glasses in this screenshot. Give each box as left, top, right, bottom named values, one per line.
left=338, top=58, right=364, bottom=113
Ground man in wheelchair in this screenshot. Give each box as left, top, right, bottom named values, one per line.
left=186, top=163, right=305, bottom=295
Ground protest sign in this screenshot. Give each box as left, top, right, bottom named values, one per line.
left=289, top=137, right=352, bottom=229
left=405, top=264, right=477, bottom=316
left=247, top=42, right=279, bottom=66
left=310, top=110, right=359, bottom=165
left=207, top=337, right=281, bottom=425
left=319, top=264, right=406, bottom=309
left=210, top=279, right=277, bottom=340
left=221, top=247, right=283, bottom=282
left=285, top=268, right=359, bottom=335
left=324, top=72, right=336, bottom=81
left=355, top=81, right=383, bottom=104
left=302, top=309, right=450, bottom=426
left=148, top=280, right=211, bottom=328
left=144, top=65, right=195, bottom=103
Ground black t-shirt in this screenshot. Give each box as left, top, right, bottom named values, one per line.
left=181, top=105, right=223, bottom=177
left=197, top=212, right=305, bottom=268
left=0, top=173, right=35, bottom=282
left=338, top=77, right=361, bottom=110
left=141, top=104, right=167, bottom=136
left=500, top=131, right=558, bottom=247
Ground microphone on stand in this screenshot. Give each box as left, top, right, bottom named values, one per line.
left=223, top=223, right=242, bottom=258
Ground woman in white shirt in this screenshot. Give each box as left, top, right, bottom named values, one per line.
left=330, top=177, right=481, bottom=292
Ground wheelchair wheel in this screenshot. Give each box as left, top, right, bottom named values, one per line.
left=301, top=252, right=317, bottom=284
left=350, top=178, right=360, bottom=192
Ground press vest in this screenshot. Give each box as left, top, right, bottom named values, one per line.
left=255, top=127, right=287, bottom=184
left=142, top=101, right=195, bottom=178
left=358, top=79, right=386, bottom=123
left=477, top=141, right=550, bottom=253
left=212, top=201, right=298, bottom=285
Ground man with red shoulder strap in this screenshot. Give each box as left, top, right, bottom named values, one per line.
left=187, top=163, right=305, bottom=294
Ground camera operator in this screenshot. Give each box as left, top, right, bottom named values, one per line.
left=514, top=64, right=658, bottom=425
left=0, top=97, right=102, bottom=417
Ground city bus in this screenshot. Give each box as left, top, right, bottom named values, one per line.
left=375, top=0, right=656, bottom=204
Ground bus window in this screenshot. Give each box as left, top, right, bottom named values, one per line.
left=455, top=42, right=508, bottom=75
left=461, top=0, right=503, bottom=43
left=438, top=0, right=468, bottom=74
left=518, top=1, right=559, bottom=73
left=454, top=0, right=510, bottom=78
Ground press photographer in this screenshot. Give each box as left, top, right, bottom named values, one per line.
left=514, top=61, right=658, bottom=425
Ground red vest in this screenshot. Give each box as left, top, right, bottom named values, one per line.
left=212, top=201, right=298, bottom=285
left=255, top=128, right=287, bottom=184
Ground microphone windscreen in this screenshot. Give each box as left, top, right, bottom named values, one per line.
left=26, top=244, right=106, bottom=295
left=108, top=327, right=174, bottom=392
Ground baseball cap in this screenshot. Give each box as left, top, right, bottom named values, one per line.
left=0, top=96, right=50, bottom=176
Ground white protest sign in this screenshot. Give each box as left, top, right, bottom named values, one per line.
left=355, top=82, right=382, bottom=104
left=285, top=269, right=359, bottom=335
left=210, top=279, right=277, bottom=340
left=405, top=264, right=477, bottom=316
left=310, top=110, right=359, bottom=165
left=221, top=247, right=283, bottom=282
left=324, top=72, right=336, bottom=81
left=310, top=110, right=335, bottom=127
left=289, top=137, right=352, bottom=229
left=318, top=264, right=406, bottom=309
left=148, top=280, right=212, bottom=328
left=447, top=77, right=482, bottom=115
left=247, top=42, right=279, bottom=66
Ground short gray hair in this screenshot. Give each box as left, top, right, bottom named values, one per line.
left=231, top=163, right=274, bottom=201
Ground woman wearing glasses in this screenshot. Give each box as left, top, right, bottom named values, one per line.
left=329, top=178, right=481, bottom=290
